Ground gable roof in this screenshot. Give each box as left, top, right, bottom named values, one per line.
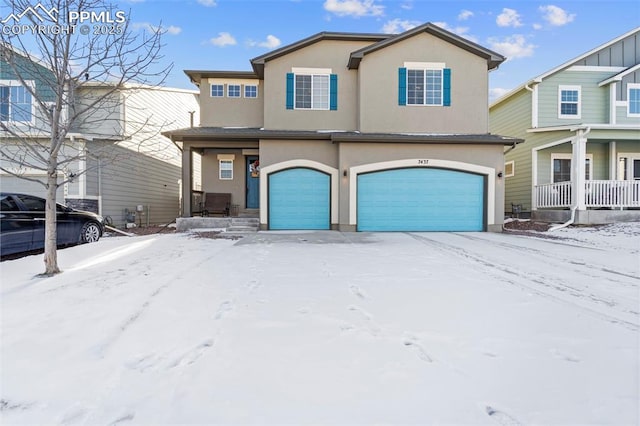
left=491, top=26, right=640, bottom=108
left=250, top=32, right=390, bottom=79
left=599, top=63, right=640, bottom=87
left=184, top=70, right=258, bottom=86
left=348, top=23, right=505, bottom=70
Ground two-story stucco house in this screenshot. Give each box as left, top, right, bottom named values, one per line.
left=491, top=27, right=640, bottom=224
left=167, top=23, right=522, bottom=232
left=1, top=46, right=200, bottom=228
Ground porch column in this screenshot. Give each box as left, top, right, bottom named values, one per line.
left=181, top=145, right=192, bottom=217
left=531, top=149, right=538, bottom=210
left=609, top=141, right=617, bottom=180
left=571, top=130, right=588, bottom=210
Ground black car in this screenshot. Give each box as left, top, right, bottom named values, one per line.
left=1, top=193, right=105, bottom=257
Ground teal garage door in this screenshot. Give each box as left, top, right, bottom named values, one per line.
left=357, top=168, right=485, bottom=231
left=269, top=168, right=330, bottom=230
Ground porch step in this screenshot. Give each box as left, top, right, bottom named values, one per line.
left=226, top=217, right=260, bottom=233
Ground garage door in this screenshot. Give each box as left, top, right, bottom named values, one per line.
left=357, top=168, right=485, bottom=231
left=269, top=168, right=330, bottom=230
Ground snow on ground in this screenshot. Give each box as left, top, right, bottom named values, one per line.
left=1, top=224, right=639, bottom=425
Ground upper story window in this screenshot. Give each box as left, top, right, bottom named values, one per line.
left=296, top=74, right=328, bottom=109
left=245, top=85, right=258, bottom=98
left=399, top=63, right=450, bottom=107
left=0, top=81, right=34, bottom=123
left=286, top=68, right=337, bottom=111
left=211, top=84, right=224, bottom=97
left=558, top=85, right=581, bottom=119
left=228, top=84, right=241, bottom=98
left=628, top=83, right=640, bottom=117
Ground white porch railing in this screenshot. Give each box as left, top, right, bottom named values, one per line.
left=535, top=181, right=572, bottom=208
left=535, top=180, right=640, bottom=209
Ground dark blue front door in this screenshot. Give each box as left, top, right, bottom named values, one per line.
left=246, top=156, right=260, bottom=209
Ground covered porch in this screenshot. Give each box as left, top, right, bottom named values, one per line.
left=531, top=125, right=640, bottom=224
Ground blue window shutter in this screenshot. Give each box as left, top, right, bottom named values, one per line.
left=286, top=73, right=294, bottom=109
left=330, top=74, right=338, bottom=110
left=443, top=68, right=451, bottom=106
left=398, top=68, right=407, bottom=106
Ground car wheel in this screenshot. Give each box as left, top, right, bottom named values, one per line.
left=81, top=222, right=101, bottom=243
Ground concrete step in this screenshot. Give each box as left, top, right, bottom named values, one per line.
left=227, top=217, right=260, bottom=233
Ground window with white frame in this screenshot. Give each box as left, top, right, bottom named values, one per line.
left=219, top=159, right=233, bottom=180
left=228, top=84, right=241, bottom=98
left=617, top=154, right=640, bottom=181
left=0, top=81, right=34, bottom=123
left=504, top=161, right=515, bottom=178
left=408, top=68, right=443, bottom=106
left=628, top=84, right=640, bottom=117
left=558, top=85, right=581, bottom=118
left=551, top=153, right=592, bottom=183
left=211, top=84, right=224, bottom=97
left=244, top=85, right=258, bottom=98
left=295, top=74, right=329, bottom=110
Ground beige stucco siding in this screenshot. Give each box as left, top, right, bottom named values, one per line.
left=358, top=33, right=490, bottom=134
left=199, top=79, right=263, bottom=127
left=200, top=149, right=248, bottom=209
left=262, top=40, right=374, bottom=131
left=258, top=139, right=338, bottom=169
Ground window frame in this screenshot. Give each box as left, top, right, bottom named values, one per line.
left=0, top=80, right=35, bottom=124
left=294, top=73, right=330, bottom=110
left=627, top=83, right=640, bottom=117
left=550, top=153, right=593, bottom=183
left=210, top=84, right=224, bottom=97
left=244, top=84, right=258, bottom=98
left=227, top=84, right=241, bottom=98
left=617, top=153, right=640, bottom=180
left=219, top=159, right=233, bottom=180
left=558, top=85, right=581, bottom=119
left=405, top=62, right=445, bottom=107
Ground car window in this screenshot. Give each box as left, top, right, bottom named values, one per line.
left=1, top=196, right=19, bottom=211
left=16, top=195, right=46, bottom=211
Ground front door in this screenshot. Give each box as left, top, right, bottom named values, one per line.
left=246, top=156, right=260, bottom=209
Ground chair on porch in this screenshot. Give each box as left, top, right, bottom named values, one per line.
left=202, top=193, right=231, bottom=217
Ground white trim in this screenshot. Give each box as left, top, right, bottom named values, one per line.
left=210, top=84, right=224, bottom=97
left=550, top=153, right=593, bottom=183
left=609, top=83, right=617, bottom=125
left=599, top=64, right=640, bottom=87
left=616, top=101, right=627, bottom=107
left=527, top=124, right=640, bottom=133
left=244, top=84, right=258, bottom=99
left=291, top=67, right=332, bottom=74
left=348, top=159, right=495, bottom=226
left=558, top=85, right=581, bottom=119
left=567, top=66, right=626, bottom=73
left=403, top=61, right=446, bottom=69
left=627, top=83, right=640, bottom=117
left=259, top=160, right=339, bottom=226
left=531, top=84, right=539, bottom=128
left=504, top=160, right=515, bottom=178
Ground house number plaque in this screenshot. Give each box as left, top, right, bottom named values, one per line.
left=417, top=159, right=429, bottom=165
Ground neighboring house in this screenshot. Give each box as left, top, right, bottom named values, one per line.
left=490, top=27, right=640, bottom=224
left=1, top=47, right=200, bottom=228
left=166, top=23, right=522, bottom=232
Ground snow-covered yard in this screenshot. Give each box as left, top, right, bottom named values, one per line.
left=1, top=224, right=639, bottom=425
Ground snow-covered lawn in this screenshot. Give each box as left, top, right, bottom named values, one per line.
left=1, top=224, right=639, bottom=425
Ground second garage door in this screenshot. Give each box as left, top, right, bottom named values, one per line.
left=268, top=168, right=330, bottom=230
left=357, top=168, right=485, bottom=231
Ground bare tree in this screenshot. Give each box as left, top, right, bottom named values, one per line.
left=0, top=0, right=171, bottom=275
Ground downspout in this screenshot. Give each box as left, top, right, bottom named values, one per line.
left=505, top=142, right=517, bottom=154
left=549, top=126, right=592, bottom=231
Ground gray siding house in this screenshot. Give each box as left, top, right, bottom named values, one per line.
left=490, top=27, right=640, bottom=224
left=1, top=47, right=199, bottom=228
left=167, top=23, right=522, bottom=232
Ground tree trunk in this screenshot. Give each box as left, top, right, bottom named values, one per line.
left=43, top=156, right=60, bottom=276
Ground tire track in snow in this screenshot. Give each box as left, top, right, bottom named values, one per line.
left=456, top=233, right=639, bottom=285
left=408, top=233, right=639, bottom=331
